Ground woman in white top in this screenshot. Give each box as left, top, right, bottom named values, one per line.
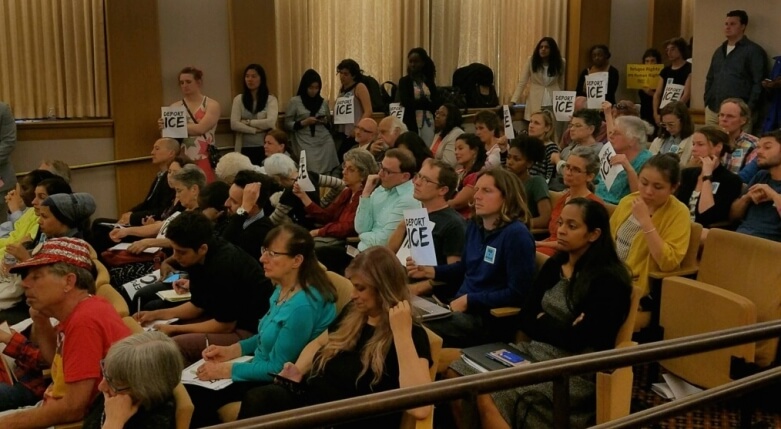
left=335, top=59, right=373, bottom=161
left=510, top=37, right=566, bottom=122
left=648, top=101, right=694, bottom=166
left=230, top=64, right=279, bottom=166
left=430, top=103, right=464, bottom=167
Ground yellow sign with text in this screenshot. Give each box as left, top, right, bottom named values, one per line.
left=626, top=64, right=664, bottom=90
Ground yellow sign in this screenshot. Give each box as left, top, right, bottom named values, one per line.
left=626, top=64, right=664, bottom=90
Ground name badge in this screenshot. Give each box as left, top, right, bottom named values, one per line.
left=711, top=182, right=720, bottom=194
left=484, top=246, right=497, bottom=264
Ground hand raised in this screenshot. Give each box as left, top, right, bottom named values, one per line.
left=388, top=300, right=413, bottom=336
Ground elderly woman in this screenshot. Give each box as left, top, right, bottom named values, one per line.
left=292, top=148, right=378, bottom=244
left=285, top=69, right=339, bottom=175
left=230, top=64, right=279, bottom=166
left=186, top=224, right=337, bottom=427
left=648, top=101, right=695, bottom=166
left=595, top=116, right=654, bottom=204
left=238, top=246, right=432, bottom=428
left=430, top=103, right=464, bottom=167
left=215, top=152, right=262, bottom=184
left=549, top=109, right=603, bottom=191
left=82, top=331, right=183, bottom=429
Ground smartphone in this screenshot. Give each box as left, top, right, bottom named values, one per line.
left=163, top=273, right=180, bottom=283
left=268, top=372, right=305, bottom=394
left=487, top=349, right=526, bottom=367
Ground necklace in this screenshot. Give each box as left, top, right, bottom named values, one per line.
left=277, top=286, right=299, bottom=305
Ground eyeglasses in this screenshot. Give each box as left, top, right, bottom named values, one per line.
left=568, top=123, right=586, bottom=129
left=414, top=173, right=441, bottom=186
left=378, top=165, right=402, bottom=175
left=100, top=359, right=130, bottom=393
left=563, top=164, right=586, bottom=174
left=660, top=121, right=679, bottom=128
left=356, top=126, right=375, bottom=134
left=615, top=103, right=630, bottom=110
left=260, top=247, right=293, bottom=258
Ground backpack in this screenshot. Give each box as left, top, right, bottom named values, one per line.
left=380, top=81, right=398, bottom=108
left=361, top=75, right=387, bottom=114
left=438, top=86, right=467, bottom=109
left=452, top=63, right=500, bottom=108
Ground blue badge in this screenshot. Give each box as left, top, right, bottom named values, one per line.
left=484, top=246, right=496, bottom=264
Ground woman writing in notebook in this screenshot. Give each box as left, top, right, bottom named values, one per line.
left=449, top=198, right=632, bottom=429
left=183, top=224, right=337, bottom=428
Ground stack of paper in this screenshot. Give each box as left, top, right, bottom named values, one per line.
left=156, top=290, right=191, bottom=302
left=181, top=356, right=253, bottom=390
left=652, top=373, right=703, bottom=400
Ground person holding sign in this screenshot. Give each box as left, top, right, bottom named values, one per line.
left=595, top=116, right=653, bottom=204
left=334, top=59, right=373, bottom=161
left=430, top=104, right=464, bottom=167
left=449, top=134, right=487, bottom=219
left=648, top=102, right=694, bottom=166
left=161, top=67, right=218, bottom=183
left=407, top=168, right=535, bottom=348
left=575, top=45, right=619, bottom=105
left=549, top=109, right=603, bottom=191
left=505, top=135, right=552, bottom=230
left=230, top=64, right=279, bottom=166
left=611, top=154, right=691, bottom=298
left=509, top=37, right=566, bottom=123
left=637, top=48, right=662, bottom=134
left=398, top=48, right=440, bottom=147
left=652, top=38, right=692, bottom=125
left=285, top=69, right=339, bottom=175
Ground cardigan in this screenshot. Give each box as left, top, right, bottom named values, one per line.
left=431, top=127, right=464, bottom=167
left=648, top=135, right=694, bottom=167
left=610, top=193, right=691, bottom=297
left=510, top=56, right=566, bottom=121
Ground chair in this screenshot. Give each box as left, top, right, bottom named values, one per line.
left=659, top=229, right=781, bottom=389
left=88, top=244, right=130, bottom=317
left=399, top=327, right=443, bottom=429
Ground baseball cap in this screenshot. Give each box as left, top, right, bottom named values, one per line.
left=10, top=237, right=94, bottom=274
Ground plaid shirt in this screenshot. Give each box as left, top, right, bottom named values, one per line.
left=2, top=332, right=48, bottom=398
left=722, top=132, right=759, bottom=174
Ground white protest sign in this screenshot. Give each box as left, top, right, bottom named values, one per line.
left=296, top=150, right=316, bottom=192
left=552, top=91, right=576, bottom=122
left=403, top=208, right=437, bottom=266
left=502, top=105, right=515, bottom=139
left=333, top=96, right=355, bottom=124
left=389, top=102, right=405, bottom=120
left=396, top=234, right=411, bottom=265
left=599, top=142, right=624, bottom=192
left=659, top=83, right=684, bottom=109
left=122, top=269, right=161, bottom=301
left=585, top=72, right=609, bottom=109
left=161, top=106, right=188, bottom=138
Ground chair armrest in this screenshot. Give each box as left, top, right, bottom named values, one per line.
left=490, top=307, right=521, bottom=317
left=173, top=383, right=195, bottom=429
left=96, top=284, right=130, bottom=317
left=648, top=266, right=699, bottom=280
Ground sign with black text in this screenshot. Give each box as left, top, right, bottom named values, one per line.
left=585, top=72, right=609, bottom=109
left=161, top=106, right=188, bottom=138
left=333, top=96, right=355, bottom=124
left=297, top=150, right=316, bottom=192
left=389, top=103, right=405, bottom=120
left=552, top=91, right=576, bottom=121
left=403, top=208, right=437, bottom=266
left=502, top=105, right=515, bottom=139
left=659, top=82, right=684, bottom=109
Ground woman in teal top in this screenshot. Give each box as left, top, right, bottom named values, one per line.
left=184, top=224, right=337, bottom=427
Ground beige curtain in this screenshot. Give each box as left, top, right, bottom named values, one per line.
left=275, top=0, right=429, bottom=106
left=0, top=0, right=108, bottom=119
left=431, top=0, right=568, bottom=103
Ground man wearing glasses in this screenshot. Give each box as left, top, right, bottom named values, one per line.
left=355, top=148, right=421, bottom=251
left=0, top=238, right=131, bottom=428
left=351, top=117, right=379, bottom=153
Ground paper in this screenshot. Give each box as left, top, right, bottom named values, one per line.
left=389, top=103, right=405, bottom=120
left=552, top=91, right=576, bottom=122
left=626, top=64, right=664, bottom=90
left=461, top=355, right=489, bottom=373
left=404, top=208, right=437, bottom=266
left=652, top=373, right=703, bottom=400
left=156, top=289, right=191, bottom=302
left=396, top=235, right=411, bottom=266
left=296, top=151, right=316, bottom=192
left=99, top=222, right=126, bottom=228
left=585, top=72, right=609, bottom=109
left=122, top=270, right=161, bottom=301
left=161, top=106, right=188, bottom=138
left=659, top=83, right=684, bottom=109
left=333, top=96, right=355, bottom=125
left=598, top=142, right=624, bottom=192
left=181, top=356, right=253, bottom=390
left=142, top=318, right=179, bottom=332
left=108, top=242, right=162, bottom=254
left=501, top=105, right=515, bottom=139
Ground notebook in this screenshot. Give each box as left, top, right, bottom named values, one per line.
left=461, top=342, right=528, bottom=373
left=411, top=295, right=452, bottom=321
left=156, top=290, right=191, bottom=302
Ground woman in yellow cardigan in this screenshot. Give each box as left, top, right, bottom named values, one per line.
left=610, top=153, right=691, bottom=299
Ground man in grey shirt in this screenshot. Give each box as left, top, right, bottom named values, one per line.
left=0, top=102, right=18, bottom=223
left=704, top=10, right=767, bottom=130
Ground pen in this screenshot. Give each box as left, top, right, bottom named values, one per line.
left=136, top=299, right=140, bottom=315
left=205, top=335, right=209, bottom=349
left=431, top=295, right=451, bottom=311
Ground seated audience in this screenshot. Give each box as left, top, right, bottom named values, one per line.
left=237, top=246, right=433, bottom=428
left=675, top=126, right=742, bottom=230
left=133, top=212, right=273, bottom=363
left=0, top=170, right=56, bottom=259
left=82, top=331, right=183, bottom=429
left=451, top=198, right=631, bottom=429
left=0, top=188, right=26, bottom=239
left=123, top=139, right=179, bottom=225
left=407, top=168, right=535, bottom=348
left=388, top=159, right=466, bottom=300
left=0, top=238, right=131, bottom=427
left=474, top=110, right=506, bottom=169
left=263, top=129, right=298, bottom=165
left=351, top=117, right=379, bottom=153
left=197, top=180, right=230, bottom=235
left=449, top=133, right=487, bottom=219
left=595, top=116, right=653, bottom=204
left=527, top=110, right=560, bottom=183
left=550, top=109, right=603, bottom=191
left=506, top=135, right=552, bottom=230
left=731, top=130, right=781, bottom=242
left=395, top=131, right=434, bottom=170
left=39, top=159, right=72, bottom=183
left=558, top=97, right=608, bottom=149
left=222, top=170, right=276, bottom=260
left=431, top=103, right=464, bottom=167
left=611, top=154, right=691, bottom=299
left=215, top=152, right=261, bottom=184
left=186, top=224, right=337, bottom=427
left=649, top=101, right=695, bottom=166
left=369, top=116, right=407, bottom=159
left=537, top=146, right=603, bottom=256
left=718, top=98, right=758, bottom=175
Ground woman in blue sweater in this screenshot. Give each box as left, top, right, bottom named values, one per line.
left=185, top=224, right=337, bottom=427
left=407, top=168, right=536, bottom=347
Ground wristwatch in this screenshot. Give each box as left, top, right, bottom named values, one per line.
left=702, top=175, right=713, bottom=182
left=236, top=207, right=248, bottom=216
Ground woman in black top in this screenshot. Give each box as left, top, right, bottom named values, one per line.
left=576, top=45, right=620, bottom=104
left=398, top=48, right=440, bottom=146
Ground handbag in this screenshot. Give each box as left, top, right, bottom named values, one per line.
left=101, top=249, right=165, bottom=268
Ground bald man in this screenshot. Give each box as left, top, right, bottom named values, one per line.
left=353, top=117, right=378, bottom=151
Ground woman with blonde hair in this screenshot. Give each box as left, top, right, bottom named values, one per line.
left=237, top=246, right=433, bottom=429
left=527, top=110, right=560, bottom=182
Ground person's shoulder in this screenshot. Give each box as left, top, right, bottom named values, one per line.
left=232, top=94, right=243, bottom=102
left=748, top=169, right=770, bottom=185
left=433, top=207, right=466, bottom=224
left=681, top=166, right=701, bottom=180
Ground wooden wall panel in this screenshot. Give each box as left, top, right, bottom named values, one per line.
left=105, top=0, right=163, bottom=214
left=648, top=0, right=682, bottom=52
left=228, top=0, right=278, bottom=99
left=566, top=0, right=612, bottom=91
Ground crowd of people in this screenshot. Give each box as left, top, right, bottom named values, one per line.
left=0, top=7, right=779, bottom=429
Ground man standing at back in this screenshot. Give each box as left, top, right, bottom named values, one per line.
left=704, top=10, right=767, bottom=130
left=0, top=238, right=131, bottom=428
left=0, top=101, right=17, bottom=223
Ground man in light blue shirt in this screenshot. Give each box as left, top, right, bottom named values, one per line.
left=355, top=148, right=421, bottom=251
